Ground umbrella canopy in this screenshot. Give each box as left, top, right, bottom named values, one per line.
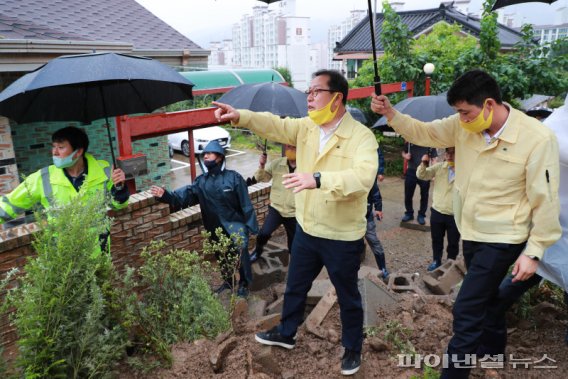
left=217, top=82, right=308, bottom=118
left=0, top=52, right=194, bottom=124
left=492, top=0, right=557, bottom=11
left=346, top=106, right=368, bottom=125
left=373, top=95, right=456, bottom=130
left=0, top=52, right=194, bottom=164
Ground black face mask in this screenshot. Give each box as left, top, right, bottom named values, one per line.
left=204, top=159, right=218, bottom=169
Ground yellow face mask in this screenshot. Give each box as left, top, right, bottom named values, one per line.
left=285, top=149, right=296, bottom=161
left=308, top=93, right=339, bottom=125
left=459, top=99, right=493, bottom=133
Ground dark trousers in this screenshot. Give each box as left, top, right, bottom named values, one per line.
left=255, top=206, right=297, bottom=255
left=278, top=225, right=364, bottom=352
left=478, top=273, right=542, bottom=356
left=430, top=207, right=460, bottom=263
left=404, top=169, right=430, bottom=217
left=441, top=240, right=526, bottom=379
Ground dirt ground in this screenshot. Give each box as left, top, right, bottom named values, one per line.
left=122, top=176, right=568, bottom=379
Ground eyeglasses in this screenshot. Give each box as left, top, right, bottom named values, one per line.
left=304, top=88, right=335, bottom=98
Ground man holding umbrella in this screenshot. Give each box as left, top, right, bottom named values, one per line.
left=214, top=69, right=378, bottom=376
left=371, top=69, right=560, bottom=378
left=0, top=126, right=129, bottom=254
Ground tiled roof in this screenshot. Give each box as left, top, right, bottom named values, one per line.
left=0, top=0, right=203, bottom=51
left=0, top=13, right=86, bottom=40
left=335, top=4, right=524, bottom=54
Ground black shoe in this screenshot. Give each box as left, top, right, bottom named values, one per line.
left=255, top=326, right=295, bottom=349
left=401, top=214, right=414, bottom=222
left=214, top=282, right=232, bottom=294
left=341, top=349, right=361, bottom=375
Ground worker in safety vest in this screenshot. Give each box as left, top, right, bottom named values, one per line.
left=0, top=126, right=129, bottom=252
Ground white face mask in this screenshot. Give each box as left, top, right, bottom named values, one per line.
left=53, top=149, right=79, bottom=168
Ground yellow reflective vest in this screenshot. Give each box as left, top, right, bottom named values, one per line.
left=0, top=153, right=128, bottom=224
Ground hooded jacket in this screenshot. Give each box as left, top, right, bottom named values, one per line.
left=160, top=141, right=258, bottom=237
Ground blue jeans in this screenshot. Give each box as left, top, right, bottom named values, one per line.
left=278, top=225, right=364, bottom=352
left=365, top=216, right=386, bottom=270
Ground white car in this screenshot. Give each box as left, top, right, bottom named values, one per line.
left=168, top=126, right=231, bottom=157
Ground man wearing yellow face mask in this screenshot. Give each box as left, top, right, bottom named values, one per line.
left=250, top=144, right=298, bottom=263
left=371, top=69, right=560, bottom=379
left=213, top=69, right=378, bottom=376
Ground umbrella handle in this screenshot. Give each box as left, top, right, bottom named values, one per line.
left=367, top=0, right=382, bottom=95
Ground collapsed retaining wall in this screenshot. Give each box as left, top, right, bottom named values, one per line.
left=0, top=182, right=271, bottom=356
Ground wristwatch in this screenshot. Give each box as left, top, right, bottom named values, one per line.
left=313, top=172, right=321, bottom=189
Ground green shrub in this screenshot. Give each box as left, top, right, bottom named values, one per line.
left=121, top=241, right=230, bottom=364
left=11, top=192, right=127, bottom=378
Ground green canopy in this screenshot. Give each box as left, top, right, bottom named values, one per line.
left=179, top=69, right=285, bottom=91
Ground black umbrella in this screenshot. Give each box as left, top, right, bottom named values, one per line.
left=0, top=52, right=194, bottom=165
left=372, top=95, right=455, bottom=130
left=346, top=106, right=368, bottom=125
left=217, top=82, right=308, bottom=118
left=492, top=0, right=558, bottom=11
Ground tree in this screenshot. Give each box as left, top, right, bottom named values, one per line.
left=413, top=22, right=478, bottom=94
left=274, top=66, right=294, bottom=87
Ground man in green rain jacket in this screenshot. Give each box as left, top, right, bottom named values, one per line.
left=0, top=126, right=129, bottom=254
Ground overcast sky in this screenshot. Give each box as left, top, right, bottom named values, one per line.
left=136, top=0, right=567, bottom=48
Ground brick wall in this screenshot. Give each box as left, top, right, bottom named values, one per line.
left=0, top=182, right=271, bottom=357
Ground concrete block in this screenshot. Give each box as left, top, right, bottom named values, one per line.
left=423, top=259, right=465, bottom=295
left=358, top=277, right=398, bottom=327
left=387, top=273, right=424, bottom=295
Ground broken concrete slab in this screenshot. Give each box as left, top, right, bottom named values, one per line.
left=250, top=255, right=287, bottom=291
left=305, top=287, right=337, bottom=339
left=262, top=241, right=290, bottom=267
left=306, top=279, right=332, bottom=306
left=248, top=298, right=267, bottom=319
left=358, top=277, right=398, bottom=327
left=423, top=259, right=465, bottom=295
left=249, top=313, right=281, bottom=331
